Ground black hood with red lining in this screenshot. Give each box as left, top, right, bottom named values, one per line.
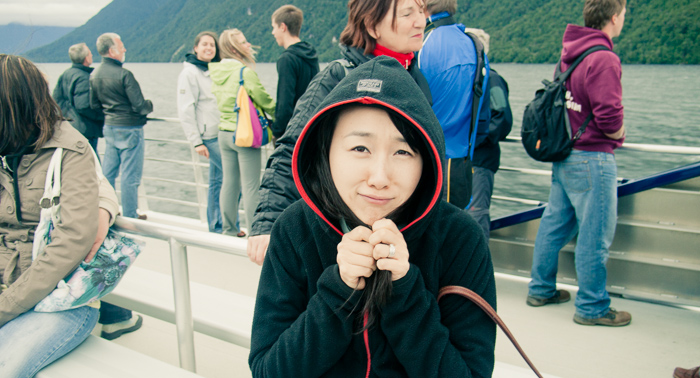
left=292, top=56, right=445, bottom=236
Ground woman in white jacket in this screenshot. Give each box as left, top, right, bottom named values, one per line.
left=177, top=31, right=228, bottom=233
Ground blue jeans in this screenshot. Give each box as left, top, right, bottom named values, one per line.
left=203, top=138, right=223, bottom=233
left=102, top=126, right=145, bottom=218
left=0, top=306, right=98, bottom=378
left=528, top=150, right=617, bottom=319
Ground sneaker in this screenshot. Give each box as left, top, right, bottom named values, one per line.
left=137, top=214, right=147, bottom=220
left=526, top=289, right=571, bottom=307
left=573, top=308, right=631, bottom=327
left=674, top=366, right=700, bottom=378
left=101, top=315, right=143, bottom=340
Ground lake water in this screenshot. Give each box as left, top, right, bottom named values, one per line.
left=37, top=62, right=700, bottom=220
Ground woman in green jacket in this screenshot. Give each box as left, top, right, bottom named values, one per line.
left=210, top=29, right=275, bottom=237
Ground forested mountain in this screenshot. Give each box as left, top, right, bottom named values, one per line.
left=25, top=0, right=700, bottom=64
left=0, top=24, right=73, bottom=55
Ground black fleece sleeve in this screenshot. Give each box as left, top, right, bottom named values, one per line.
left=249, top=213, right=363, bottom=377
left=379, top=223, right=497, bottom=378
left=250, top=62, right=347, bottom=236
left=271, top=54, right=298, bottom=139
left=73, top=74, right=105, bottom=123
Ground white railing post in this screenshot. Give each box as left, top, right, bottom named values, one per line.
left=168, top=238, right=197, bottom=372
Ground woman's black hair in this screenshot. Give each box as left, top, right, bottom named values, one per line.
left=299, top=103, right=433, bottom=331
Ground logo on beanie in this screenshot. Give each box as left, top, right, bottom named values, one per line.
left=357, top=79, right=382, bottom=93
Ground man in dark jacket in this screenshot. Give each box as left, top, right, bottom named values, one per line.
left=53, top=43, right=105, bottom=153
left=470, top=67, right=512, bottom=243
left=270, top=5, right=320, bottom=140
left=90, top=32, right=153, bottom=221
left=89, top=32, right=149, bottom=341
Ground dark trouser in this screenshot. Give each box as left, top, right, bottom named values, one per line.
left=443, top=157, right=473, bottom=209
left=88, top=137, right=100, bottom=164
left=468, top=166, right=495, bottom=243
left=99, top=302, right=132, bottom=325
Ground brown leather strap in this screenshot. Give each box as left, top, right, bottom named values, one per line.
left=438, top=286, right=544, bottom=378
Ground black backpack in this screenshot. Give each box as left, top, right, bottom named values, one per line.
left=521, top=45, right=609, bottom=162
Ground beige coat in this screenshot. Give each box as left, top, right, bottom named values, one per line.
left=0, top=122, right=117, bottom=326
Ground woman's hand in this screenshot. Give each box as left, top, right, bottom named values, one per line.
left=85, top=208, right=111, bottom=263
left=369, top=219, right=410, bottom=281
left=337, top=226, right=376, bottom=290
left=195, top=144, right=210, bottom=158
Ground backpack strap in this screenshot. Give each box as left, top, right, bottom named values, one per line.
left=556, top=45, right=610, bottom=141
left=556, top=45, right=610, bottom=82
left=463, top=31, right=488, bottom=160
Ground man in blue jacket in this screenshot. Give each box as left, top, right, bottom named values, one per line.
left=53, top=43, right=105, bottom=154
left=418, top=0, right=490, bottom=210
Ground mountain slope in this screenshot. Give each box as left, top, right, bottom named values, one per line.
left=25, top=0, right=700, bottom=64
left=24, top=0, right=169, bottom=62
left=0, top=23, right=73, bottom=55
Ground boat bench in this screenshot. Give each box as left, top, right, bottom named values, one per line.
left=103, top=266, right=255, bottom=348
left=37, top=335, right=203, bottom=378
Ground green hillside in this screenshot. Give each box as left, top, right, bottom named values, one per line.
left=25, top=0, right=700, bottom=64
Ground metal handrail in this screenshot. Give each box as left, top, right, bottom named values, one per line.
left=113, top=216, right=247, bottom=372
left=504, top=136, right=700, bottom=155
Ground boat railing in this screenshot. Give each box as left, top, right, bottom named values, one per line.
left=126, top=117, right=273, bottom=225
left=491, top=136, right=700, bottom=207
left=113, top=215, right=248, bottom=372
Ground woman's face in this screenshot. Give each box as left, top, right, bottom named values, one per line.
left=235, top=32, right=253, bottom=57
left=329, top=107, right=423, bottom=226
left=194, top=35, right=217, bottom=62
left=371, top=0, right=426, bottom=54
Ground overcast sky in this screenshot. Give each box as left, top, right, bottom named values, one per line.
left=0, top=0, right=112, bottom=27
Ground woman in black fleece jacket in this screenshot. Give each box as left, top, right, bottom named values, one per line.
left=249, top=56, right=496, bottom=378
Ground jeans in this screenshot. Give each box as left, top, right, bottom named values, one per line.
left=218, top=130, right=261, bottom=236
left=203, top=138, right=223, bottom=233
left=469, top=166, right=495, bottom=243
left=98, top=302, right=132, bottom=325
left=102, top=126, right=145, bottom=218
left=0, top=306, right=98, bottom=378
left=528, top=150, right=617, bottom=319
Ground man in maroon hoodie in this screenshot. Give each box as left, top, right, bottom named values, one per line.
left=526, top=0, right=630, bottom=327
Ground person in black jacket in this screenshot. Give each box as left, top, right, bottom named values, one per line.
left=470, top=68, right=512, bottom=243
left=270, top=5, right=320, bottom=140
left=89, top=32, right=150, bottom=340
left=247, top=0, right=433, bottom=265
left=53, top=43, right=105, bottom=154
left=90, top=32, right=153, bottom=221
left=249, top=56, right=496, bottom=378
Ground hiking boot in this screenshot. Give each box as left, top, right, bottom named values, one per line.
left=101, top=315, right=143, bottom=340
left=674, top=366, right=700, bottom=378
left=573, top=308, right=631, bottom=327
left=526, top=290, right=571, bottom=307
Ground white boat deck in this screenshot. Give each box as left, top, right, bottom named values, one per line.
left=97, top=228, right=700, bottom=378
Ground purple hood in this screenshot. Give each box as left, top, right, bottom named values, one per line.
left=560, top=24, right=624, bottom=154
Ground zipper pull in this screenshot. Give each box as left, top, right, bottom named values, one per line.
left=1, top=156, right=12, bottom=173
